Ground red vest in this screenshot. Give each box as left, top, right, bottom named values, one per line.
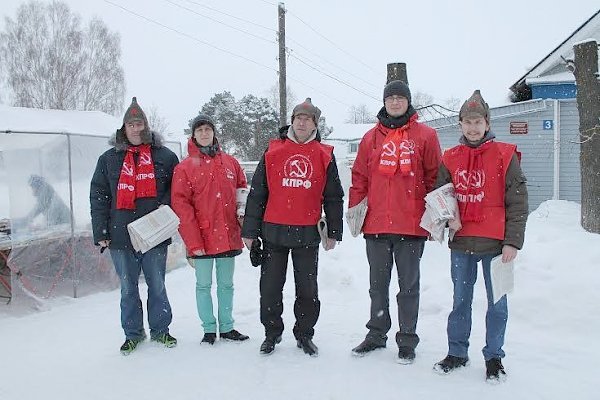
left=443, top=141, right=516, bottom=240
left=263, top=139, right=333, bottom=226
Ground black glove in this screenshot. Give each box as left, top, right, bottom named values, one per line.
left=250, top=238, right=264, bottom=267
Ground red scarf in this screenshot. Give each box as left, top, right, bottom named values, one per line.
left=456, top=141, right=491, bottom=222
left=378, top=114, right=416, bottom=177
left=116, top=144, right=157, bottom=210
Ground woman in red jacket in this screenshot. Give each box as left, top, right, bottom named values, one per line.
left=171, top=114, right=249, bottom=345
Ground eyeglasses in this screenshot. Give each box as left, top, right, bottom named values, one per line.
left=385, top=95, right=408, bottom=103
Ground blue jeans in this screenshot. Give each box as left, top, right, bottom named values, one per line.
left=193, top=257, right=235, bottom=334
left=110, top=246, right=173, bottom=340
left=447, top=250, right=508, bottom=361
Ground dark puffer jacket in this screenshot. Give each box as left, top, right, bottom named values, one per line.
left=90, top=129, right=179, bottom=250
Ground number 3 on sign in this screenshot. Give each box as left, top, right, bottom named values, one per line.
left=543, top=120, right=553, bottom=130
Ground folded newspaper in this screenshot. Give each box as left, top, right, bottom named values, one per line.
left=346, top=198, right=368, bottom=237
left=317, top=217, right=328, bottom=249
left=491, top=256, right=515, bottom=303
left=419, top=183, right=459, bottom=243
left=127, top=205, right=180, bottom=253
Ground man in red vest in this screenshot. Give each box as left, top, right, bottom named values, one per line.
left=432, top=90, right=528, bottom=383
left=241, top=98, right=344, bottom=357
left=349, top=80, right=442, bottom=363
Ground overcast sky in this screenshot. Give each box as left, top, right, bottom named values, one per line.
left=1, top=0, right=599, bottom=133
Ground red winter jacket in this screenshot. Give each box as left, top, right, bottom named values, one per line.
left=171, top=139, right=247, bottom=256
left=349, top=120, right=441, bottom=236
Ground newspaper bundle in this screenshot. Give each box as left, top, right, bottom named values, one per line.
left=127, top=205, right=180, bottom=253
left=419, top=183, right=459, bottom=243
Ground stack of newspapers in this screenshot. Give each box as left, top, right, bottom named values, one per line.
left=127, top=205, right=180, bottom=253
left=419, top=183, right=459, bottom=243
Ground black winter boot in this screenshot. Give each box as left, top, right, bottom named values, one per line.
left=296, top=337, right=318, bottom=357
left=259, top=335, right=282, bottom=355
left=220, top=330, right=249, bottom=341
left=433, top=355, right=469, bottom=374
left=397, top=346, right=416, bottom=364
left=485, top=358, right=507, bottom=383
left=201, top=333, right=217, bottom=345
left=351, top=339, right=386, bottom=356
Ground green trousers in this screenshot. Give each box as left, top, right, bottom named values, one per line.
left=193, top=257, right=235, bottom=334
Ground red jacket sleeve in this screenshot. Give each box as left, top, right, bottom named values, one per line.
left=422, top=128, right=442, bottom=193
left=235, top=159, right=248, bottom=189
left=171, top=164, right=205, bottom=254
left=349, top=132, right=371, bottom=208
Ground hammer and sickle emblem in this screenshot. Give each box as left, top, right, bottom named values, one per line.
left=382, top=142, right=397, bottom=157
left=399, top=140, right=415, bottom=156
left=289, top=159, right=308, bottom=178
left=139, top=153, right=152, bottom=165
left=122, top=162, right=134, bottom=176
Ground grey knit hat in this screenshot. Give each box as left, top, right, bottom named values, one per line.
left=383, top=80, right=411, bottom=103
left=191, top=114, right=216, bottom=133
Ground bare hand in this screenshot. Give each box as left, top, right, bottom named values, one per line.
left=501, top=245, right=518, bottom=263
left=242, top=238, right=254, bottom=250
left=193, top=249, right=205, bottom=256
left=324, top=238, right=337, bottom=251
left=99, top=240, right=110, bottom=248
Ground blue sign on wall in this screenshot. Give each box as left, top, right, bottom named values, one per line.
left=543, top=120, right=553, bottom=130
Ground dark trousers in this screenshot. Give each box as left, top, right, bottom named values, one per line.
left=365, top=236, right=425, bottom=349
left=259, top=241, right=320, bottom=340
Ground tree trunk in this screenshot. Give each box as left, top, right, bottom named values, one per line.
left=573, top=40, right=600, bottom=233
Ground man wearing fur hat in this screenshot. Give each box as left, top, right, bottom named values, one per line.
left=432, top=90, right=528, bottom=382
left=90, top=97, right=179, bottom=355
left=349, top=80, right=442, bottom=364
left=242, top=98, right=344, bottom=357
left=171, top=114, right=250, bottom=346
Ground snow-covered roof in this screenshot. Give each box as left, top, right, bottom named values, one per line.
left=0, top=105, right=120, bottom=137
left=525, top=71, right=576, bottom=85
left=510, top=9, right=600, bottom=97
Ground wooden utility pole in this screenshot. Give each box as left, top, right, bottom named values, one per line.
left=386, top=63, right=408, bottom=84
left=278, top=3, right=287, bottom=126
left=573, top=40, right=600, bottom=233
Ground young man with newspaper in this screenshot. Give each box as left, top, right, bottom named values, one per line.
left=90, top=97, right=179, bottom=355
left=432, top=90, right=528, bottom=383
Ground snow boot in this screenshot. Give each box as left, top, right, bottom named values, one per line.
left=351, top=338, right=386, bottom=356
left=433, top=355, right=469, bottom=374
left=485, top=358, right=507, bottom=383
left=259, top=335, right=282, bottom=355
left=152, top=333, right=177, bottom=348
left=119, top=333, right=146, bottom=356
left=296, top=337, right=319, bottom=357
left=397, top=346, right=416, bottom=364
left=220, top=329, right=249, bottom=341
left=202, top=333, right=217, bottom=345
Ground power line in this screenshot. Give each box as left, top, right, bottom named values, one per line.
left=288, top=52, right=380, bottom=101
left=102, top=0, right=354, bottom=108
left=162, top=0, right=276, bottom=44
left=287, top=9, right=379, bottom=75
left=178, top=0, right=276, bottom=32
left=287, top=39, right=380, bottom=90
left=103, top=0, right=277, bottom=72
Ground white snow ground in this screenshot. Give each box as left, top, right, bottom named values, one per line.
left=1, top=200, right=598, bottom=400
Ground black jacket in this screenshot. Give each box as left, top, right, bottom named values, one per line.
left=241, top=127, right=344, bottom=248
left=90, top=131, right=179, bottom=250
